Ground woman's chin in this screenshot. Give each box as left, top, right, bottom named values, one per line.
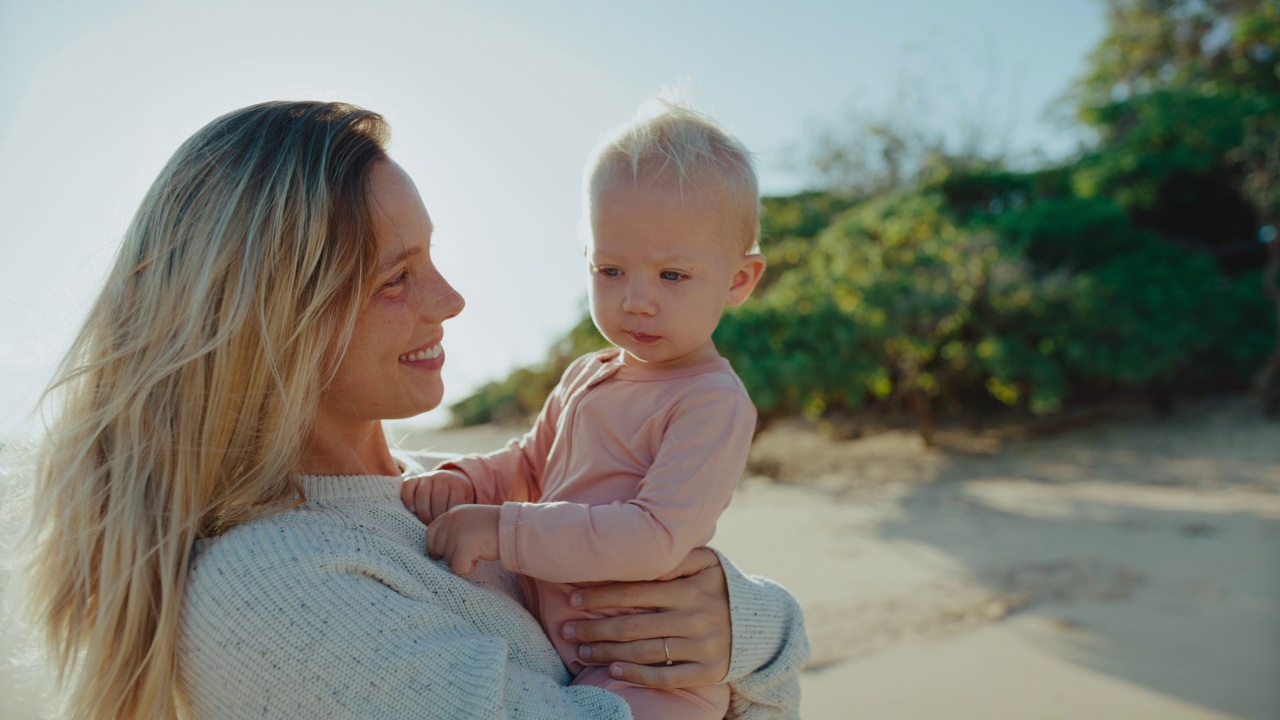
left=388, top=385, right=444, bottom=420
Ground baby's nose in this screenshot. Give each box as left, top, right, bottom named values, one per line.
left=622, top=283, right=657, bottom=314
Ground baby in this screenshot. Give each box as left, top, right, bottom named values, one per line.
left=402, top=100, right=766, bottom=719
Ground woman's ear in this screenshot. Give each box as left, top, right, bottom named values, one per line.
left=726, top=253, right=766, bottom=307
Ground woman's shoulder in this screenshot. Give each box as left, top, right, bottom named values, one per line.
left=178, top=493, right=571, bottom=718
left=187, top=492, right=425, bottom=606
left=395, top=448, right=460, bottom=471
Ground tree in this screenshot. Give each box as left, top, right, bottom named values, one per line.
left=1072, top=0, right=1280, bottom=411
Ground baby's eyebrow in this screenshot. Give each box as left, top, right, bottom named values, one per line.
left=588, top=250, right=704, bottom=268
left=650, top=255, right=701, bottom=267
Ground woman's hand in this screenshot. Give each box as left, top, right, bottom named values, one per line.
left=561, top=547, right=731, bottom=689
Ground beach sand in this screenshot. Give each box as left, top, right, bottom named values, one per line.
left=3, top=397, right=1278, bottom=718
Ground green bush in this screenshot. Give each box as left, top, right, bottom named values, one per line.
left=447, top=315, right=608, bottom=426
left=993, top=196, right=1152, bottom=272
left=749, top=191, right=1086, bottom=424
left=714, top=299, right=878, bottom=426
left=448, top=0, right=1277, bottom=433
left=451, top=184, right=1269, bottom=434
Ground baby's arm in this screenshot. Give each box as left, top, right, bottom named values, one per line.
left=402, top=422, right=552, bottom=523
left=402, top=356, right=598, bottom=524
left=499, top=385, right=756, bottom=583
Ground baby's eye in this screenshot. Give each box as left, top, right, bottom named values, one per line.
left=660, top=270, right=687, bottom=282
left=599, top=267, right=621, bottom=277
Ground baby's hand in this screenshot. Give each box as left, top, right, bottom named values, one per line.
left=401, top=469, right=475, bottom=524
left=426, top=504, right=501, bottom=576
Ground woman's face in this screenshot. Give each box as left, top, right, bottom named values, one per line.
left=318, top=160, right=465, bottom=426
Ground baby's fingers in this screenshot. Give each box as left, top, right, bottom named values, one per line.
left=448, top=548, right=479, bottom=576
left=401, top=477, right=421, bottom=513
left=430, top=481, right=455, bottom=522
left=425, top=519, right=444, bottom=557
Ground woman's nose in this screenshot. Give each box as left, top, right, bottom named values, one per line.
left=421, top=269, right=465, bottom=322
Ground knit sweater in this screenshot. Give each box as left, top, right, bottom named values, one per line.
left=180, top=450, right=808, bottom=719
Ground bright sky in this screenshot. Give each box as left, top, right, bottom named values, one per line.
left=0, top=0, right=1104, bottom=440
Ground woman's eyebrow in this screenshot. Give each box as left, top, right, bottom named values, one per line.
left=377, top=246, right=422, bottom=272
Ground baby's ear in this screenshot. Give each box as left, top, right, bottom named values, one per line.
left=726, top=253, right=766, bottom=307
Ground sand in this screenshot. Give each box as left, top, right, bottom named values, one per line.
left=3, top=397, right=1277, bottom=719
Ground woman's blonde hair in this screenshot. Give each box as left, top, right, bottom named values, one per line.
left=22, top=101, right=390, bottom=719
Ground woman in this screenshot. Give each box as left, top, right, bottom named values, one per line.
left=22, top=101, right=806, bottom=719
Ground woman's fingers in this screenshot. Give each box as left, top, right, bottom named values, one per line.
left=573, top=550, right=723, bottom=612
left=573, top=580, right=689, bottom=613
left=565, top=611, right=686, bottom=644
left=606, top=660, right=719, bottom=690
left=564, top=548, right=733, bottom=688
left=654, top=547, right=720, bottom=581
left=574, top=620, right=727, bottom=676
left=578, top=637, right=683, bottom=666
left=575, top=638, right=725, bottom=689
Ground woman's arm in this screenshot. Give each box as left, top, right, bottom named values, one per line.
left=719, top=552, right=808, bottom=720
left=562, top=549, right=809, bottom=720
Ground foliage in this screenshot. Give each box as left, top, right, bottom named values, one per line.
left=750, top=192, right=1078, bottom=427
left=797, top=107, right=947, bottom=196
left=452, top=181, right=1270, bottom=430
left=728, top=191, right=1269, bottom=435
left=755, top=192, right=859, bottom=295
left=1069, top=0, right=1279, bottom=406
left=714, top=300, right=876, bottom=427
left=991, top=195, right=1151, bottom=271
left=449, top=0, right=1279, bottom=432
left=1072, top=0, right=1279, bottom=227
left=448, top=315, right=607, bottom=427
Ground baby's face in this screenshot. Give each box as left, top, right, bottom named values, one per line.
left=586, top=172, right=753, bottom=370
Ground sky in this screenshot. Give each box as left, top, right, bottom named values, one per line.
left=0, top=0, right=1105, bottom=440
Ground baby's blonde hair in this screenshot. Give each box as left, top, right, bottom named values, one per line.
left=22, top=101, right=389, bottom=719
left=587, top=97, right=760, bottom=254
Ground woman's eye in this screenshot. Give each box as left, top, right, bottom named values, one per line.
left=385, top=270, right=409, bottom=288
left=660, top=270, right=685, bottom=282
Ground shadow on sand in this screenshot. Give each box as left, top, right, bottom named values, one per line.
left=870, top=467, right=1280, bottom=719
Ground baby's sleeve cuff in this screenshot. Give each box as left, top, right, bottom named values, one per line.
left=498, top=502, right=524, bottom=574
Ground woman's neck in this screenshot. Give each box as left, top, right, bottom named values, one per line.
left=300, top=417, right=400, bottom=476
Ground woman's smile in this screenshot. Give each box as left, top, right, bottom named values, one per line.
left=321, top=160, right=464, bottom=423
left=399, top=342, right=445, bottom=368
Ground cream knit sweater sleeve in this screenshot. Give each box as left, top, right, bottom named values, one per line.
left=721, top=564, right=807, bottom=720
left=178, top=460, right=807, bottom=719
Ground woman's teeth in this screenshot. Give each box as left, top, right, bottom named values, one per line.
left=400, top=345, right=442, bottom=362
